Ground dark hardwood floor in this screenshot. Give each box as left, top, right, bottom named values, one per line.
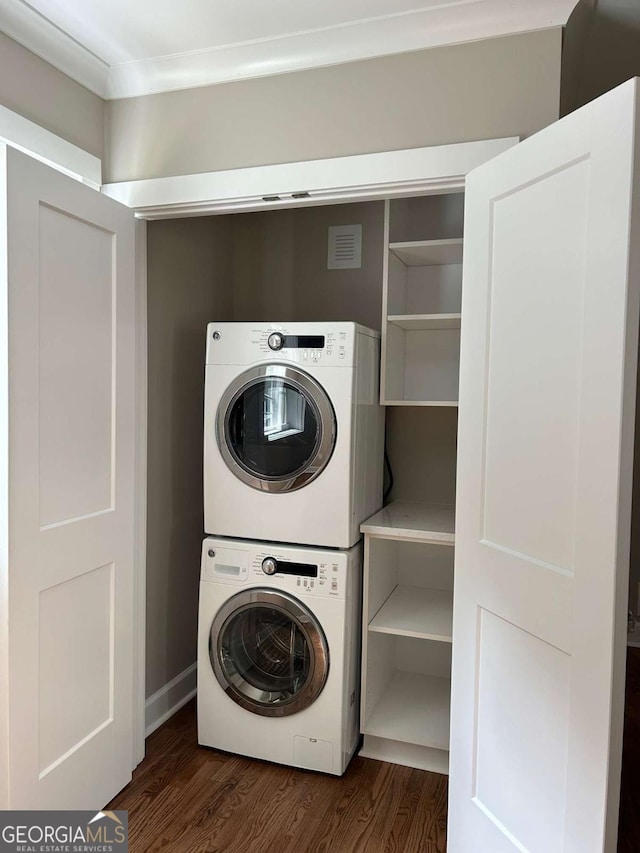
left=618, top=646, right=640, bottom=852
left=108, top=703, right=447, bottom=852
left=109, top=650, right=640, bottom=852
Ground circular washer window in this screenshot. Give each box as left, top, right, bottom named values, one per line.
left=216, top=365, right=336, bottom=493
left=210, top=588, right=330, bottom=717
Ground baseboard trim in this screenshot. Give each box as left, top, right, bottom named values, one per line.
left=145, top=662, right=197, bottom=737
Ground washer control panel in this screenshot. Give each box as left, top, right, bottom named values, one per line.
left=201, top=539, right=348, bottom=599
left=249, top=552, right=345, bottom=599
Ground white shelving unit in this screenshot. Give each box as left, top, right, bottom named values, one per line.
left=365, top=671, right=451, bottom=751
left=361, top=501, right=455, bottom=544
left=387, top=313, right=461, bottom=331
left=360, top=501, right=456, bottom=774
left=389, top=238, right=464, bottom=267
left=369, top=188, right=466, bottom=771
left=381, top=194, right=465, bottom=405
left=369, top=586, right=453, bottom=642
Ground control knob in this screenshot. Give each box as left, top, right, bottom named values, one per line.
left=262, top=557, right=278, bottom=575
left=267, top=332, right=284, bottom=351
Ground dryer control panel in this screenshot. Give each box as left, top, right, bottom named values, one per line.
left=205, top=321, right=379, bottom=367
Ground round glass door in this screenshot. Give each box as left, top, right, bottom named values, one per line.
left=216, top=365, right=336, bottom=492
left=210, top=589, right=329, bottom=717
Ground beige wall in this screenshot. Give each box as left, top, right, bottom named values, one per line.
left=146, top=217, right=233, bottom=697
left=561, top=0, right=640, bottom=115
left=105, top=28, right=562, bottom=183
left=231, top=202, right=385, bottom=331
left=561, top=0, right=640, bottom=614
left=0, top=32, right=104, bottom=159
left=386, top=408, right=458, bottom=506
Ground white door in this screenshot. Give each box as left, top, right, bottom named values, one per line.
left=0, top=145, right=137, bottom=809
left=449, top=78, right=640, bottom=852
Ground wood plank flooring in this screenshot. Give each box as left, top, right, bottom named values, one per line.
left=109, top=648, right=640, bottom=851
left=618, top=646, right=640, bottom=852
left=108, top=702, right=447, bottom=852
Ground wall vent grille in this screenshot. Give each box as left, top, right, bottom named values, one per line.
left=327, top=224, right=362, bottom=269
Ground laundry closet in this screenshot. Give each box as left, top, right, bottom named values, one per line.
left=147, top=194, right=462, bottom=720
left=141, top=171, right=500, bottom=779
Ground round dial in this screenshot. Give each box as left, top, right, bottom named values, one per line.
left=267, top=332, right=284, bottom=351
left=261, top=557, right=278, bottom=575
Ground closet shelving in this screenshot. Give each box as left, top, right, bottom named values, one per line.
left=360, top=501, right=455, bottom=774
left=381, top=194, right=465, bottom=406
left=368, top=586, right=453, bottom=642
left=386, top=313, right=461, bottom=331
left=361, top=182, right=469, bottom=774
left=388, top=237, right=463, bottom=267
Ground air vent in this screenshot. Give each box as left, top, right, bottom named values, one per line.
left=327, top=224, right=362, bottom=270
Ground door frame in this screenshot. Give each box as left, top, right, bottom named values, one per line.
left=0, top=103, right=102, bottom=187
left=104, top=138, right=517, bottom=218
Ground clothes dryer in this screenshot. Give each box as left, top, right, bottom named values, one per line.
left=197, top=537, right=362, bottom=775
left=203, top=322, right=384, bottom=548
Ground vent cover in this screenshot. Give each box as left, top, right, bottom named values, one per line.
left=327, top=224, right=362, bottom=269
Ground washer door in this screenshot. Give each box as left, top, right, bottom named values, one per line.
left=216, top=365, right=336, bottom=493
left=210, top=589, right=329, bottom=717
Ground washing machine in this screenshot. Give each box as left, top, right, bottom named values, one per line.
left=203, top=322, right=384, bottom=548
left=197, top=536, right=362, bottom=775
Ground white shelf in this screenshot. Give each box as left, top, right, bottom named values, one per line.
left=364, top=671, right=451, bottom=751
left=387, top=313, right=461, bottom=331
left=369, top=586, right=453, bottom=642
left=389, top=239, right=463, bottom=267
left=361, top=501, right=455, bottom=545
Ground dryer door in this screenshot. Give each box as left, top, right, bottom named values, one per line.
left=216, top=365, right=336, bottom=492
left=210, top=589, right=329, bottom=717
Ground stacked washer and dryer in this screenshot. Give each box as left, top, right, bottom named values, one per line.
left=198, top=322, right=384, bottom=775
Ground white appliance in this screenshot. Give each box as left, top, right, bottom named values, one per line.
left=197, top=537, right=362, bottom=775
left=203, top=322, right=384, bottom=548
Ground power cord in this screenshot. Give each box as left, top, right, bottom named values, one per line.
left=383, top=446, right=394, bottom=504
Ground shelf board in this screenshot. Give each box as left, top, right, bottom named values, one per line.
left=369, top=586, right=453, bottom=642
left=364, top=671, right=451, bottom=751
left=387, top=313, right=461, bottom=331
left=361, top=501, right=455, bottom=545
left=389, top=239, right=463, bottom=267
left=382, top=400, right=459, bottom=407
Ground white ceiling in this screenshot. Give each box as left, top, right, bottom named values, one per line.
left=0, top=0, right=579, bottom=99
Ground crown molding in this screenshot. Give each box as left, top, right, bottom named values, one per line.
left=106, top=0, right=572, bottom=99
left=0, top=0, right=109, bottom=96
left=0, top=0, right=574, bottom=101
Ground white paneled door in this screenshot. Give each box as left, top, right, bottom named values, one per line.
left=0, top=145, right=136, bottom=808
left=449, top=79, right=640, bottom=852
